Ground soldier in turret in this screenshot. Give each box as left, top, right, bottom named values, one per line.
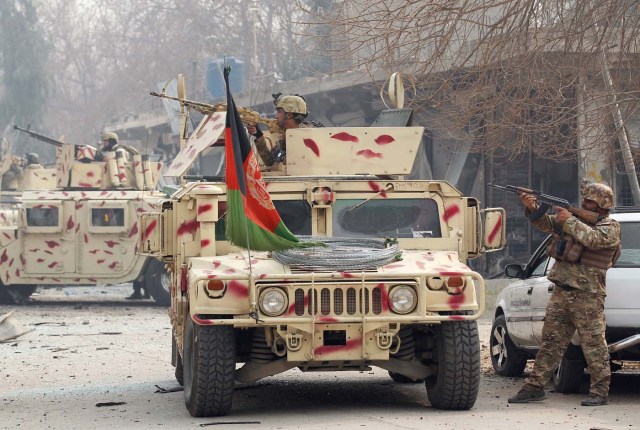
left=95, top=132, right=120, bottom=162
left=246, top=93, right=321, bottom=167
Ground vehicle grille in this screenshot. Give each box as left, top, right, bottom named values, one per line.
left=293, top=286, right=384, bottom=317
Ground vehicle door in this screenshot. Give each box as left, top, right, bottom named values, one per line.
left=22, top=199, right=76, bottom=274
left=528, top=237, right=555, bottom=344
left=77, top=198, right=137, bottom=276
left=507, top=242, right=550, bottom=347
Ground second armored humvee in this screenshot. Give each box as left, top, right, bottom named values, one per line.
left=0, top=129, right=170, bottom=305
left=140, top=107, right=506, bottom=416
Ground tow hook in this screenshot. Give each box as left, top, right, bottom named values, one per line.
left=376, top=330, right=394, bottom=349
left=286, top=331, right=303, bottom=351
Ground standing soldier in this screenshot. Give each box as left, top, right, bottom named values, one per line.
left=508, top=183, right=621, bottom=407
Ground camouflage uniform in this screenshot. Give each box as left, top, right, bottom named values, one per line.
left=253, top=122, right=316, bottom=167
left=521, top=184, right=621, bottom=398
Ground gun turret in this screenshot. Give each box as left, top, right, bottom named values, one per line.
left=13, top=125, right=69, bottom=148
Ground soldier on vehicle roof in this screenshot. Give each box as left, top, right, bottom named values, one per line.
left=508, top=182, right=621, bottom=407
left=246, top=93, right=322, bottom=167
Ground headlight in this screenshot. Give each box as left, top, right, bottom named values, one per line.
left=388, top=285, right=417, bottom=314
left=426, top=276, right=445, bottom=290
left=259, top=288, right=288, bottom=317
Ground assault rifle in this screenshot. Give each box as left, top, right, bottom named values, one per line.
left=14, top=125, right=69, bottom=148
left=149, top=91, right=283, bottom=136
left=489, top=184, right=602, bottom=225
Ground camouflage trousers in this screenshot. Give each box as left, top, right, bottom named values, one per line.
left=524, top=285, right=610, bottom=397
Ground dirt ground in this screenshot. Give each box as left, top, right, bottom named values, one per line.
left=1, top=284, right=639, bottom=430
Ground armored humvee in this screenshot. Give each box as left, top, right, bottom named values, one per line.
left=139, top=107, right=506, bottom=416
left=0, top=129, right=170, bottom=305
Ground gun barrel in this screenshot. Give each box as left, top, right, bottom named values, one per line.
left=13, top=125, right=64, bottom=147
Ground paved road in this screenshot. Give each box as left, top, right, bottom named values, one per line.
left=1, top=286, right=639, bottom=430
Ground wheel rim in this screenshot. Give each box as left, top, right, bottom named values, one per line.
left=160, top=270, right=170, bottom=294
left=490, top=324, right=508, bottom=369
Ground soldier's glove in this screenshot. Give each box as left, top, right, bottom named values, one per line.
left=250, top=126, right=263, bottom=139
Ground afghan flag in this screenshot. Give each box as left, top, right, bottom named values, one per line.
left=223, top=66, right=302, bottom=251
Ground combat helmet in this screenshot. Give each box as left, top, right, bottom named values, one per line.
left=274, top=94, right=308, bottom=115
left=101, top=131, right=119, bottom=144
left=582, top=183, right=614, bottom=209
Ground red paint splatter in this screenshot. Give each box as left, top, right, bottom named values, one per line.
left=89, top=250, right=99, bottom=254
left=416, top=261, right=426, bottom=270
left=104, top=240, right=119, bottom=248
left=176, top=220, right=199, bottom=236
left=367, top=181, right=388, bottom=198
left=487, top=214, right=503, bottom=244
left=447, top=288, right=465, bottom=310
left=142, top=219, right=158, bottom=241
left=377, top=284, right=389, bottom=312
left=0, top=250, right=7, bottom=265
left=44, top=240, right=61, bottom=249
left=108, top=262, right=118, bottom=269
left=374, top=135, right=395, bottom=145
left=87, top=171, right=95, bottom=177
left=340, top=272, right=355, bottom=278
left=48, top=262, right=57, bottom=269
left=14, top=269, right=20, bottom=277
left=97, top=259, right=105, bottom=264
left=227, top=280, right=248, bottom=298
left=356, top=149, right=383, bottom=159
left=128, top=223, right=139, bottom=239
left=442, top=205, right=460, bottom=222
left=66, top=216, right=74, bottom=231
left=198, top=203, right=213, bottom=215
left=201, top=239, right=211, bottom=247
left=448, top=315, right=465, bottom=320
left=37, top=258, right=45, bottom=263
left=223, top=268, right=236, bottom=274
left=317, top=316, right=339, bottom=323
left=331, top=132, right=358, bottom=142
left=303, top=139, right=320, bottom=157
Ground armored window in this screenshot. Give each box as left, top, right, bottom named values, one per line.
left=91, top=208, right=125, bottom=227
left=215, top=199, right=311, bottom=240
left=26, top=207, right=59, bottom=227
left=332, top=198, right=442, bottom=239
left=616, top=222, right=640, bottom=267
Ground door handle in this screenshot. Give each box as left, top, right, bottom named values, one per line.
left=527, top=286, right=533, bottom=295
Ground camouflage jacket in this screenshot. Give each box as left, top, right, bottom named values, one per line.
left=528, top=211, right=621, bottom=296
left=253, top=122, right=318, bottom=167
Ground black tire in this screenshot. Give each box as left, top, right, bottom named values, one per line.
left=172, top=335, right=184, bottom=386
left=489, top=315, right=528, bottom=376
left=0, top=285, right=36, bottom=305
left=144, top=259, right=170, bottom=306
left=425, top=320, right=480, bottom=410
left=553, top=344, right=586, bottom=393
left=388, top=371, right=425, bottom=383
left=183, top=316, right=235, bottom=417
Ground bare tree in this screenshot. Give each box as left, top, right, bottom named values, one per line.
left=25, top=0, right=319, bottom=143
left=295, top=0, right=640, bottom=169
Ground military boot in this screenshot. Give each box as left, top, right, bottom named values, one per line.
left=508, top=387, right=546, bottom=403
left=581, top=395, right=608, bottom=406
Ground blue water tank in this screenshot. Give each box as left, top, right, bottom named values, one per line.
left=206, top=57, right=244, bottom=99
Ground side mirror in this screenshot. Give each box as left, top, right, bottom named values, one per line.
left=482, top=208, right=506, bottom=251
left=504, top=263, right=525, bottom=279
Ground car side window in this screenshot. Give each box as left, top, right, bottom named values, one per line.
left=530, top=256, right=549, bottom=277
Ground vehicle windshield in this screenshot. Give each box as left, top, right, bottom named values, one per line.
left=332, top=198, right=442, bottom=239
left=617, top=222, right=640, bottom=267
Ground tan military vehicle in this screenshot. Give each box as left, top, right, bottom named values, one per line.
left=140, top=101, right=506, bottom=416
left=0, top=127, right=170, bottom=305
